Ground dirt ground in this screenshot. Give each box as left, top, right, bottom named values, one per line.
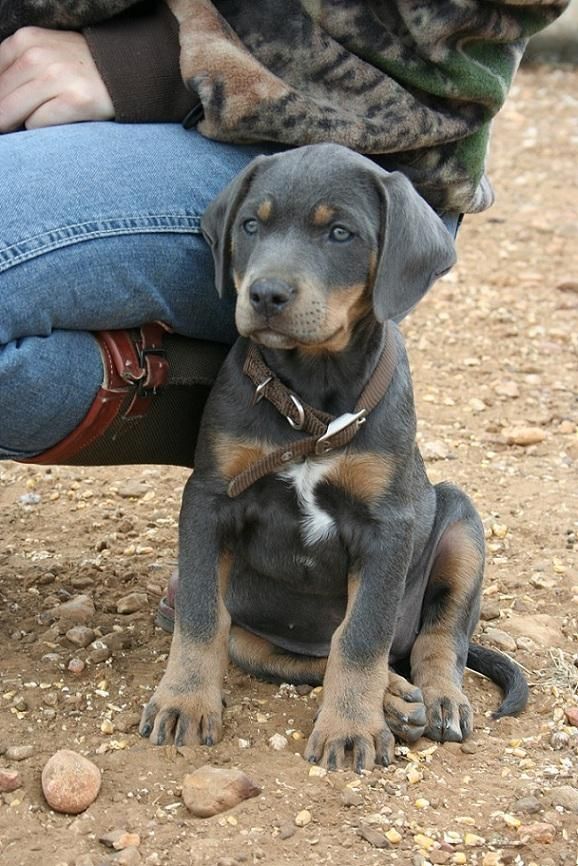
left=1, top=65, right=577, bottom=866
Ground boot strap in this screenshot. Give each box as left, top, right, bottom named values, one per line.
left=24, top=323, right=170, bottom=465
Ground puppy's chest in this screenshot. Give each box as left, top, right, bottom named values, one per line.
left=220, top=444, right=395, bottom=554
left=279, top=457, right=340, bottom=546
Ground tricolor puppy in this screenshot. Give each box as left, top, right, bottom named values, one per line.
left=140, top=144, right=527, bottom=772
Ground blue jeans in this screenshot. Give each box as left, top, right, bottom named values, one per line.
left=0, top=122, right=460, bottom=460
left=0, top=122, right=278, bottom=458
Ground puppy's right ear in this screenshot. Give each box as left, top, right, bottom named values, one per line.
left=201, top=155, right=268, bottom=297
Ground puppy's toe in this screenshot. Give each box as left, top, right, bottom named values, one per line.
left=384, top=689, right=427, bottom=743
left=422, top=686, right=473, bottom=742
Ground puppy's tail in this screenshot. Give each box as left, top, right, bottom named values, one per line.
left=467, top=643, right=529, bottom=719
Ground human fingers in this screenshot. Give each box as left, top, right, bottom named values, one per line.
left=0, top=77, right=57, bottom=132
left=0, top=27, right=114, bottom=130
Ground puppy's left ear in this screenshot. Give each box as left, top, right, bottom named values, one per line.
left=201, top=155, right=269, bottom=297
left=371, top=171, right=457, bottom=322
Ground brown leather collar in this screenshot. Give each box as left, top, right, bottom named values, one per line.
left=227, top=321, right=397, bottom=497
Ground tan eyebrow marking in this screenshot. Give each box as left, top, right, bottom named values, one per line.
left=257, top=199, right=273, bottom=221
left=312, top=204, right=336, bottom=226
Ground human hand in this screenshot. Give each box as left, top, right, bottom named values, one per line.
left=0, top=26, right=114, bottom=131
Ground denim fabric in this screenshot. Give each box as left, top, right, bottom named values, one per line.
left=0, top=122, right=460, bottom=459
left=0, top=122, right=278, bottom=458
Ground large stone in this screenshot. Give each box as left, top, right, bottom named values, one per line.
left=116, top=593, right=148, bottom=615
left=504, top=614, right=561, bottom=647
left=483, top=628, right=517, bottom=653
left=65, top=626, right=96, bottom=648
left=549, top=785, right=578, bottom=813
left=181, top=765, right=261, bottom=818
left=54, top=595, right=95, bottom=626
left=42, top=749, right=101, bottom=814
left=502, top=426, right=546, bottom=446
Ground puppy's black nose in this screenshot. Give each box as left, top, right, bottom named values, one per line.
left=249, top=278, right=295, bottom=317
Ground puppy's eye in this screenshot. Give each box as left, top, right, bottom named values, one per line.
left=329, top=225, right=353, bottom=243
left=243, top=218, right=259, bottom=235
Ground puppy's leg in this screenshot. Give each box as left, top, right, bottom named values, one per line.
left=140, top=477, right=231, bottom=747
left=229, top=626, right=327, bottom=684
left=410, top=486, right=484, bottom=742
left=305, top=514, right=412, bottom=773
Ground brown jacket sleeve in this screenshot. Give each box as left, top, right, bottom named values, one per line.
left=84, top=0, right=199, bottom=123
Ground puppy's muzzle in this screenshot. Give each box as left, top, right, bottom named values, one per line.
left=249, top=278, right=296, bottom=318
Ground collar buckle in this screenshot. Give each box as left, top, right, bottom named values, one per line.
left=315, top=410, right=367, bottom=455
left=286, top=395, right=305, bottom=430
left=253, top=376, right=272, bottom=405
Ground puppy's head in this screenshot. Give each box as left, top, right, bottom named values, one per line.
left=202, top=144, right=455, bottom=351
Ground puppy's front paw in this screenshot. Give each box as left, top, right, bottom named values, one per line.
left=304, top=708, right=394, bottom=773
left=139, top=677, right=223, bottom=747
left=383, top=672, right=427, bottom=743
left=421, top=685, right=473, bottom=742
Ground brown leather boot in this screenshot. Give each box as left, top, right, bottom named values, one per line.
left=22, top=325, right=228, bottom=468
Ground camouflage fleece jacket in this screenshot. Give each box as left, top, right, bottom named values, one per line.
left=0, top=0, right=569, bottom=213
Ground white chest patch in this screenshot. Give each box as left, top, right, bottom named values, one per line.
left=280, top=457, right=338, bottom=546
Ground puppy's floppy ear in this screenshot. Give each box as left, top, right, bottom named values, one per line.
left=371, top=171, right=456, bottom=322
left=201, top=155, right=269, bottom=297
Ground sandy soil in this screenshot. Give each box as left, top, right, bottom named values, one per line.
left=1, top=65, right=577, bottom=866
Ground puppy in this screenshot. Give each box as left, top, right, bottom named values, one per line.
left=140, top=144, right=527, bottom=772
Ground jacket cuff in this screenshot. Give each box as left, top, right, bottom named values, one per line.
left=84, top=0, right=199, bottom=123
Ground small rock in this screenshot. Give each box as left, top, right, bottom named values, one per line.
left=268, top=733, right=288, bottom=751
left=5, top=745, right=35, bottom=761
left=502, top=426, right=546, bottom=446
left=102, top=631, right=131, bottom=651
left=469, top=397, right=486, bottom=413
left=65, top=626, right=96, bottom=648
left=549, top=785, right=578, bottom=813
left=480, top=600, right=501, bottom=621
left=460, top=742, right=478, bottom=755
left=19, top=492, right=41, bottom=505
left=87, top=641, right=112, bottom=664
left=518, top=822, right=555, bottom=843
left=54, top=595, right=95, bottom=626
left=464, top=833, right=485, bottom=846
left=358, top=826, right=390, bottom=849
left=506, top=614, right=560, bottom=646
left=68, top=658, right=86, bottom=675
left=115, top=713, right=141, bottom=733
left=422, top=440, right=452, bottom=461
left=385, top=828, right=402, bottom=845
left=483, top=628, right=517, bottom=653
left=100, top=829, right=141, bottom=850
left=116, top=592, right=148, bottom=615
left=564, top=706, right=578, bottom=727
left=429, top=852, right=450, bottom=865
left=116, top=481, right=151, bottom=499
left=295, top=809, right=312, bottom=827
left=512, top=796, right=541, bottom=814
left=342, top=788, right=363, bottom=807
left=550, top=731, right=570, bottom=750
left=0, top=768, right=22, bottom=792
left=278, top=821, right=297, bottom=840
left=295, top=684, right=313, bottom=695
left=556, top=280, right=578, bottom=294
left=42, top=749, right=101, bottom=814
left=181, top=765, right=260, bottom=818
left=494, top=380, right=519, bottom=399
